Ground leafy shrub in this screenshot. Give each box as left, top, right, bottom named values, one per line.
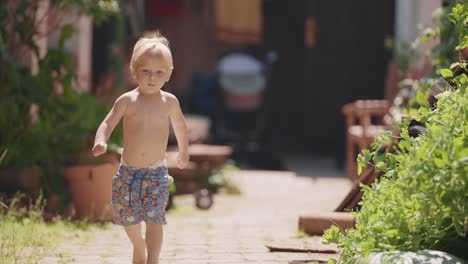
left=0, top=0, right=119, bottom=208
left=324, top=3, right=468, bottom=263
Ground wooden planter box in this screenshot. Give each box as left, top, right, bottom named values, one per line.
left=166, top=144, right=232, bottom=194
left=167, top=156, right=212, bottom=194
left=298, top=212, right=355, bottom=235
left=187, top=144, right=232, bottom=170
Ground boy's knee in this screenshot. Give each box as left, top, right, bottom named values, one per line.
left=135, top=237, right=146, bottom=246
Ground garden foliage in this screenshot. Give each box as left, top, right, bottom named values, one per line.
left=0, top=0, right=119, bottom=206
left=324, top=3, right=468, bottom=263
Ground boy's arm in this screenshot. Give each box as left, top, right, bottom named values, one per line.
left=92, top=95, right=128, bottom=156
left=168, top=95, right=189, bottom=168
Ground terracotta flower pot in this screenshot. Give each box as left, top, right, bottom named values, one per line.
left=65, top=162, right=119, bottom=221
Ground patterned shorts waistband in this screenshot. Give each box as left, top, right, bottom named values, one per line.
left=120, top=157, right=167, bottom=170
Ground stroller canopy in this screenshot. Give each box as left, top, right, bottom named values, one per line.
left=217, top=53, right=266, bottom=95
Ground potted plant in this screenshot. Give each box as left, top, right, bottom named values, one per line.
left=0, top=0, right=119, bottom=218
left=54, top=92, right=122, bottom=221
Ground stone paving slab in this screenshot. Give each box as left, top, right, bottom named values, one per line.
left=42, top=170, right=352, bottom=264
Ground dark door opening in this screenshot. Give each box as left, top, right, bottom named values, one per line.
left=264, top=0, right=395, bottom=168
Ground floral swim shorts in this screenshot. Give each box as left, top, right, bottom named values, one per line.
left=111, top=163, right=170, bottom=226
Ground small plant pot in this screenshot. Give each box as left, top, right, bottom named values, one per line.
left=65, top=162, right=119, bottom=221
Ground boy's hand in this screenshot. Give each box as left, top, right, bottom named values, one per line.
left=92, top=142, right=107, bottom=157
left=176, top=152, right=189, bottom=169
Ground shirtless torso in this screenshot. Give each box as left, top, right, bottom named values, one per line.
left=121, top=89, right=171, bottom=167
left=92, top=88, right=188, bottom=169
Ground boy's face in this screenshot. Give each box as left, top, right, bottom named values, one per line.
left=135, top=54, right=172, bottom=94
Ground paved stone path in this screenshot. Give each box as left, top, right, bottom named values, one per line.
left=42, top=170, right=351, bottom=264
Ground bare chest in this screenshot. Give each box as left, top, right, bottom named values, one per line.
left=124, top=99, right=169, bottom=125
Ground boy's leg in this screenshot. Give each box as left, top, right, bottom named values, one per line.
left=145, top=221, right=163, bottom=264
left=123, top=223, right=146, bottom=264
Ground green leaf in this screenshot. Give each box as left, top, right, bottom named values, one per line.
left=416, top=90, right=428, bottom=106
left=59, top=24, right=75, bottom=49
left=323, top=225, right=340, bottom=243
left=455, top=36, right=468, bottom=50
left=386, top=229, right=399, bottom=238
left=450, top=62, right=460, bottom=69
left=372, top=221, right=385, bottom=233
left=357, top=161, right=363, bottom=175
left=434, top=158, right=445, bottom=168
left=376, top=162, right=387, bottom=171
left=440, top=69, right=453, bottom=78
left=455, top=74, right=468, bottom=85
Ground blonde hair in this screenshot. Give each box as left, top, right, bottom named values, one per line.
left=129, top=31, right=174, bottom=78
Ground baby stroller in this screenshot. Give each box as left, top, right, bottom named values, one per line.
left=214, top=51, right=277, bottom=166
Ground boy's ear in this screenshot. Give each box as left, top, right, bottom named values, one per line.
left=166, top=69, right=173, bottom=82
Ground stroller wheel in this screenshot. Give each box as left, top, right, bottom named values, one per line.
left=194, top=189, right=214, bottom=210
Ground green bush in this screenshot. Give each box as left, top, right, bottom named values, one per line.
left=325, top=81, right=467, bottom=262
left=0, top=1, right=119, bottom=208
left=324, top=3, right=468, bottom=263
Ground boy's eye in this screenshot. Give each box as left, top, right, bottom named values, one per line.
left=138, top=69, right=167, bottom=77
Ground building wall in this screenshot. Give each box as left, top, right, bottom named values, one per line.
left=395, top=0, right=441, bottom=72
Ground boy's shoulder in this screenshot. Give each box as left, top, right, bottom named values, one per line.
left=161, top=91, right=179, bottom=102
left=117, top=89, right=138, bottom=101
